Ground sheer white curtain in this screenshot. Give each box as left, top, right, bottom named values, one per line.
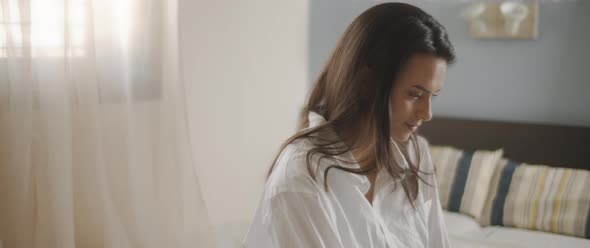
left=0, top=0, right=213, bottom=247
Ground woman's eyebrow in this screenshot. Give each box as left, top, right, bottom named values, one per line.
left=412, top=85, right=440, bottom=95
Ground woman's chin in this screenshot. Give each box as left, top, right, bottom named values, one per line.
left=390, top=132, right=411, bottom=143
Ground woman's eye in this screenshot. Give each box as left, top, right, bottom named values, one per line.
left=409, top=92, right=422, bottom=99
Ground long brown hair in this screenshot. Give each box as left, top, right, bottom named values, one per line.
left=267, top=3, right=455, bottom=205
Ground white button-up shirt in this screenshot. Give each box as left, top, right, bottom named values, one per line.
left=242, top=112, right=450, bottom=248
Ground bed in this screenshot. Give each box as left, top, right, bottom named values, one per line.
left=420, top=116, right=590, bottom=248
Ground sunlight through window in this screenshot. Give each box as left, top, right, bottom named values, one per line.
left=0, top=0, right=85, bottom=57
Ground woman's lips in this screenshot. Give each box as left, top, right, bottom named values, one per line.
left=405, top=122, right=418, bottom=132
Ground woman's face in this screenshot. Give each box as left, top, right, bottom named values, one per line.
left=389, top=54, right=447, bottom=142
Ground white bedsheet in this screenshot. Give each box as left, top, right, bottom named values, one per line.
left=216, top=211, right=590, bottom=248
left=443, top=211, right=482, bottom=236
left=443, top=211, right=590, bottom=248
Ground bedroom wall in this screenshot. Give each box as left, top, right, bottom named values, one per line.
left=310, top=0, right=590, bottom=127
left=179, top=0, right=309, bottom=243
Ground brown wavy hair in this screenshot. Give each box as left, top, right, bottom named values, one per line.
left=267, top=2, right=455, bottom=206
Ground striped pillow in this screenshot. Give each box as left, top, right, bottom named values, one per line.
left=480, top=159, right=590, bottom=239
left=430, top=146, right=503, bottom=220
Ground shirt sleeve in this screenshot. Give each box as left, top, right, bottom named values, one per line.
left=266, top=191, right=345, bottom=248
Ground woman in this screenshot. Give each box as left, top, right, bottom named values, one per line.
left=243, top=2, right=455, bottom=247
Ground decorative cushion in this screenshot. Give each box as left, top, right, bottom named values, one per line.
left=480, top=159, right=590, bottom=239
left=430, top=146, right=503, bottom=220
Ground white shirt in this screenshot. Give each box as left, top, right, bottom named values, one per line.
left=242, top=112, right=450, bottom=248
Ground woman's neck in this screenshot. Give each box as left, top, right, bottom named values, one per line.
left=335, top=120, right=376, bottom=171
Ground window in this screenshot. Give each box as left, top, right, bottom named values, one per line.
left=0, top=0, right=87, bottom=58
left=0, top=0, right=162, bottom=102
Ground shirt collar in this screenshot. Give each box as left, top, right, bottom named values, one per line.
left=308, top=111, right=326, bottom=128
left=306, top=112, right=413, bottom=194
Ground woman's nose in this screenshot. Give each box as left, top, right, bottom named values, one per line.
left=417, top=98, right=433, bottom=122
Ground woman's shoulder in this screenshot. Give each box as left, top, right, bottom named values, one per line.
left=265, top=138, right=323, bottom=197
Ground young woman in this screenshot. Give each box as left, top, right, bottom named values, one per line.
left=243, top=2, right=455, bottom=247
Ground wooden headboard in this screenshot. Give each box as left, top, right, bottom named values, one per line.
left=419, top=117, right=590, bottom=170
